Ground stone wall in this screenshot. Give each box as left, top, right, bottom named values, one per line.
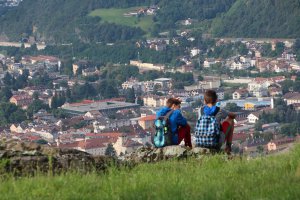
left=0, top=138, right=114, bottom=176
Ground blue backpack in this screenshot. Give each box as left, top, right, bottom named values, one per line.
left=152, top=110, right=174, bottom=148
left=195, top=107, right=220, bottom=148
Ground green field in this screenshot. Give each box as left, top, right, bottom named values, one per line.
left=89, top=7, right=155, bottom=34
left=1, top=145, right=300, bottom=200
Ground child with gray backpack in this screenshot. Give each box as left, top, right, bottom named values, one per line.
left=195, top=90, right=236, bottom=154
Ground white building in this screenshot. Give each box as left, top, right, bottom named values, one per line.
left=247, top=113, right=260, bottom=124
left=248, top=78, right=276, bottom=97
left=284, top=92, right=300, bottom=105
left=230, top=61, right=251, bottom=70
left=143, top=95, right=169, bottom=107
left=203, top=59, right=216, bottom=68
left=154, top=78, right=172, bottom=91
left=76, top=139, right=107, bottom=156
left=190, top=48, right=200, bottom=57
left=113, top=135, right=143, bottom=156
left=233, top=89, right=249, bottom=100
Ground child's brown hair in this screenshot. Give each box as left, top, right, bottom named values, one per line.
left=166, top=98, right=181, bottom=107
left=166, top=98, right=175, bottom=108
left=204, top=90, right=218, bottom=104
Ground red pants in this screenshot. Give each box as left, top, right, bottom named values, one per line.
left=178, top=124, right=192, bottom=148
left=221, top=118, right=235, bottom=144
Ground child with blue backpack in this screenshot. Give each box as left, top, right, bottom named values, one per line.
left=155, top=98, right=192, bottom=148
left=195, top=90, right=236, bottom=154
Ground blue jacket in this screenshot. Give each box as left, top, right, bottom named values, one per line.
left=156, top=107, right=187, bottom=144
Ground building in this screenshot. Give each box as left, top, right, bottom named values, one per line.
left=233, top=89, right=249, bottom=100
left=72, top=60, right=89, bottom=75
left=10, top=124, right=26, bottom=133
left=143, top=95, right=169, bottom=107
left=154, top=78, right=172, bottom=91
left=248, top=77, right=285, bottom=97
left=230, top=61, right=251, bottom=70
left=76, top=139, right=108, bottom=156
left=138, top=115, right=156, bottom=130
left=82, top=67, right=99, bottom=77
left=247, top=113, right=260, bottom=124
left=122, top=79, right=145, bottom=91
left=267, top=142, right=277, bottom=151
left=185, top=77, right=221, bottom=91
left=10, top=94, right=33, bottom=109
left=284, top=92, right=300, bottom=105
left=62, top=100, right=140, bottom=116
left=130, top=60, right=164, bottom=72
left=203, top=58, right=216, bottom=68
left=84, top=110, right=103, bottom=120
left=113, top=135, right=143, bottom=156
left=93, top=118, right=134, bottom=133
left=190, top=48, right=200, bottom=57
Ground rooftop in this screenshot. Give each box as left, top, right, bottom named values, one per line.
left=62, top=100, right=139, bottom=114
left=139, top=115, right=156, bottom=122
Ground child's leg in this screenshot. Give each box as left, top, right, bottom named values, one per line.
left=178, top=124, right=192, bottom=148
left=221, top=118, right=235, bottom=153
left=222, top=118, right=234, bottom=143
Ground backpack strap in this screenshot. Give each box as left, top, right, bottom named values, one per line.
left=164, top=110, right=174, bottom=121
left=214, top=107, right=220, bottom=116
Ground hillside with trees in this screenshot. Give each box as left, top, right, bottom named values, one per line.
left=212, top=0, right=300, bottom=38
left=0, top=0, right=237, bottom=43
left=0, top=0, right=152, bottom=43
left=1, top=0, right=299, bottom=42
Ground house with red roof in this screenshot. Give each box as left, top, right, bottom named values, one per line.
left=10, top=94, right=33, bottom=109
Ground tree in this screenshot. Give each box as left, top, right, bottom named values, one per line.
left=238, top=43, right=248, bottom=55
left=137, top=96, right=144, bottom=106
left=255, top=120, right=263, bottom=132
left=0, top=87, right=13, bottom=102
left=224, top=103, right=240, bottom=112
left=293, top=38, right=300, bottom=52
left=275, top=42, right=285, bottom=56
left=257, top=145, right=264, bottom=154
left=197, top=75, right=204, bottom=81
left=105, top=143, right=117, bottom=157
left=0, top=102, right=26, bottom=125
left=3, top=72, right=13, bottom=86
left=33, top=91, right=39, bottom=100
left=27, top=99, right=49, bottom=118
left=192, top=99, right=202, bottom=108
left=125, top=88, right=135, bottom=103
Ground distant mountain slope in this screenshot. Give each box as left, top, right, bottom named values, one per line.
left=0, top=0, right=299, bottom=43
left=212, top=0, right=300, bottom=38
left=0, top=0, right=237, bottom=43
left=0, top=0, right=151, bottom=43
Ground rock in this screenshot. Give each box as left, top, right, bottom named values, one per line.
left=0, top=150, right=7, bottom=159
left=124, top=145, right=213, bottom=163
left=191, top=147, right=211, bottom=155
left=0, top=140, right=114, bottom=177
left=22, top=150, right=41, bottom=156
left=163, top=146, right=187, bottom=159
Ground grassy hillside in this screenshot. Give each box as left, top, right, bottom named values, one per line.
left=1, top=145, right=300, bottom=200
left=89, top=7, right=155, bottom=33
left=212, top=0, right=300, bottom=38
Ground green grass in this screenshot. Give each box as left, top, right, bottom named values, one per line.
left=89, top=7, right=155, bottom=34
left=1, top=145, right=300, bottom=200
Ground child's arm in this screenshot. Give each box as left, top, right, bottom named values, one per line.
left=174, top=110, right=187, bottom=126
left=228, top=112, right=236, bottom=119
